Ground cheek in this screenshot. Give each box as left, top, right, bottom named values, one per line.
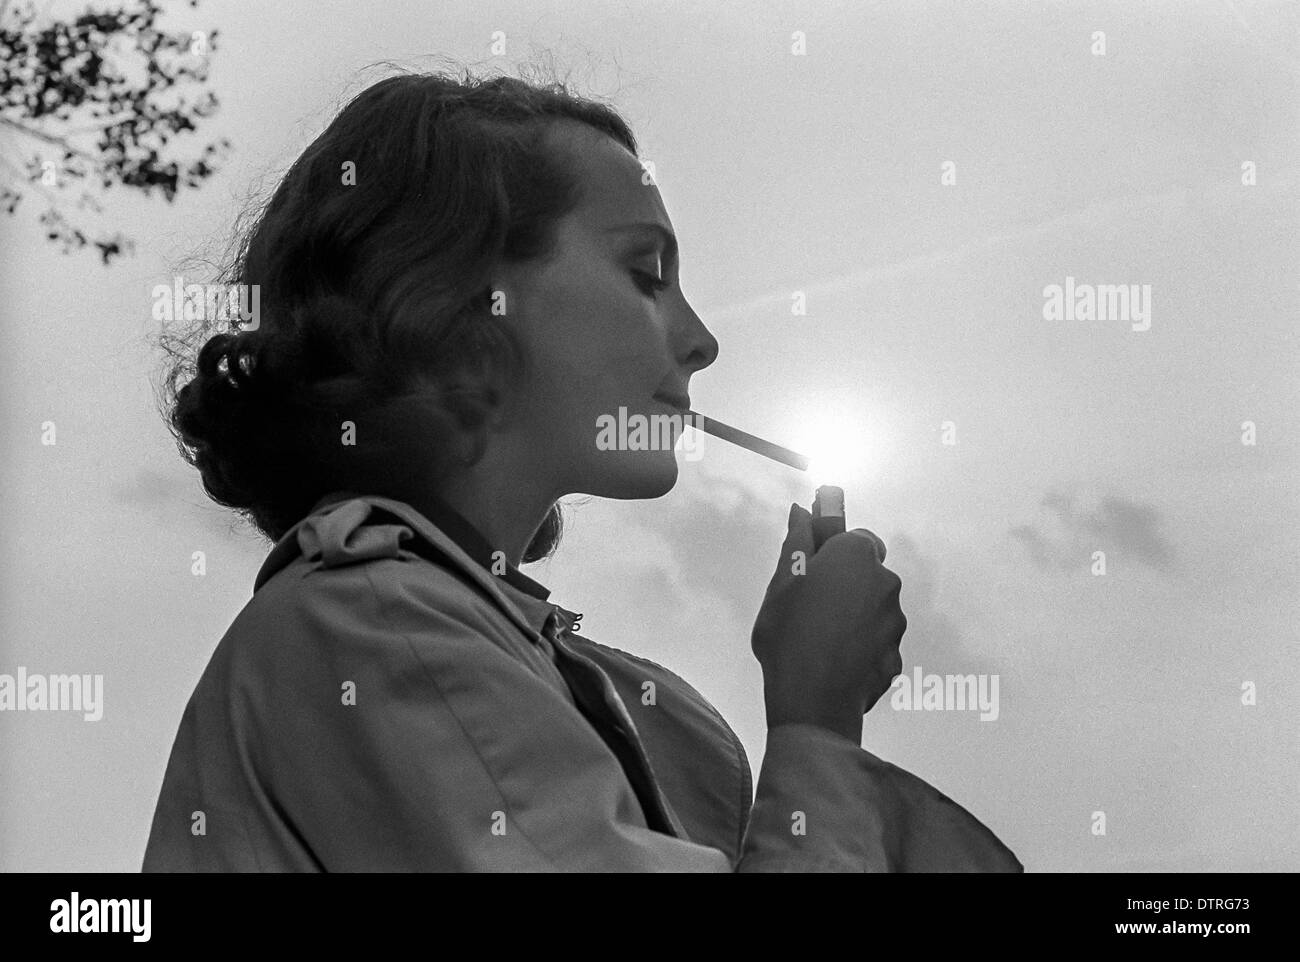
left=522, top=277, right=662, bottom=414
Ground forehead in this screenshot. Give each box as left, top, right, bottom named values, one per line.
left=547, top=121, right=669, bottom=229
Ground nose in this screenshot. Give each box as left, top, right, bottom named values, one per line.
left=674, top=300, right=719, bottom=376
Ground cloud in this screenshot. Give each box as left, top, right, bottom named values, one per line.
left=886, top=532, right=1004, bottom=676
left=1079, top=497, right=1175, bottom=569
left=109, top=468, right=184, bottom=507
left=1007, top=523, right=1058, bottom=572
left=110, top=467, right=269, bottom=546
left=1010, top=490, right=1176, bottom=573
left=650, top=474, right=790, bottom=625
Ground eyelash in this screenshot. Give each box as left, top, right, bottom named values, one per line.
left=632, top=269, right=671, bottom=298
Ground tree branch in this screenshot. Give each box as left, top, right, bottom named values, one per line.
left=0, top=115, right=102, bottom=165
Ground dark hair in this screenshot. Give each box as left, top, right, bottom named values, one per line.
left=158, top=65, right=638, bottom=561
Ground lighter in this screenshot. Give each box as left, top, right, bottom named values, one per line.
left=811, top=485, right=846, bottom=552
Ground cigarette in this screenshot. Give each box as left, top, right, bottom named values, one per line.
left=686, top=411, right=810, bottom=471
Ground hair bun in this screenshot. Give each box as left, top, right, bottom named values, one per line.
left=170, top=331, right=271, bottom=513
left=195, top=329, right=261, bottom=392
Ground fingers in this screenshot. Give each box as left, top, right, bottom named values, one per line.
left=847, top=527, right=887, bottom=562
left=770, top=502, right=815, bottom=592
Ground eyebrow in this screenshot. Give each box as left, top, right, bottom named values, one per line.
left=603, top=222, right=678, bottom=266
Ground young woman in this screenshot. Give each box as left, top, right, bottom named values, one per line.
left=145, top=69, right=1021, bottom=872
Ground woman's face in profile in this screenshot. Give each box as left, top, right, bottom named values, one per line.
left=492, top=121, right=720, bottom=502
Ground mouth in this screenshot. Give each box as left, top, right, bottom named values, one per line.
left=652, top=393, right=691, bottom=411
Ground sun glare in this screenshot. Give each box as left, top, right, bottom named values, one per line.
left=782, top=405, right=889, bottom=489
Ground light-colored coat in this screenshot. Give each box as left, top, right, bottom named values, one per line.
left=142, top=494, right=1022, bottom=871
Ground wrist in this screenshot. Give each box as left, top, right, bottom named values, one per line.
left=764, top=703, right=862, bottom=745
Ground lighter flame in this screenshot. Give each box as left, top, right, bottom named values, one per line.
left=783, top=405, right=888, bottom=488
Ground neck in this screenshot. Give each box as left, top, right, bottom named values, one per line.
left=423, top=453, right=557, bottom=568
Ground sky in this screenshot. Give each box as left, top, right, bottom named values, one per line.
left=1, top=0, right=1297, bottom=871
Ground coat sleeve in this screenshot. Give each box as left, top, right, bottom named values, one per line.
left=740, top=723, right=1023, bottom=872
left=238, top=560, right=1020, bottom=871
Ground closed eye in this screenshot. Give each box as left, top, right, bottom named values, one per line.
left=632, top=270, right=671, bottom=298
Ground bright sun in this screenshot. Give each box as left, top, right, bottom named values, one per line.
left=783, top=405, right=888, bottom=489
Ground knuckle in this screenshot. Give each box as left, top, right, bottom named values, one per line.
left=848, top=529, right=885, bottom=557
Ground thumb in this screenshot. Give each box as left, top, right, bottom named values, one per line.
left=769, top=502, right=815, bottom=591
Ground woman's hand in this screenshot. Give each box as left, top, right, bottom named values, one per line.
left=751, top=503, right=907, bottom=743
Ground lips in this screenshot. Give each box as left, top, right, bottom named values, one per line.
left=653, top=393, right=691, bottom=411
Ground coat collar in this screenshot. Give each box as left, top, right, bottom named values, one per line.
left=254, top=492, right=578, bottom=641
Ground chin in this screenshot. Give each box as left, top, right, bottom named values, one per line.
left=586, top=450, right=680, bottom=500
